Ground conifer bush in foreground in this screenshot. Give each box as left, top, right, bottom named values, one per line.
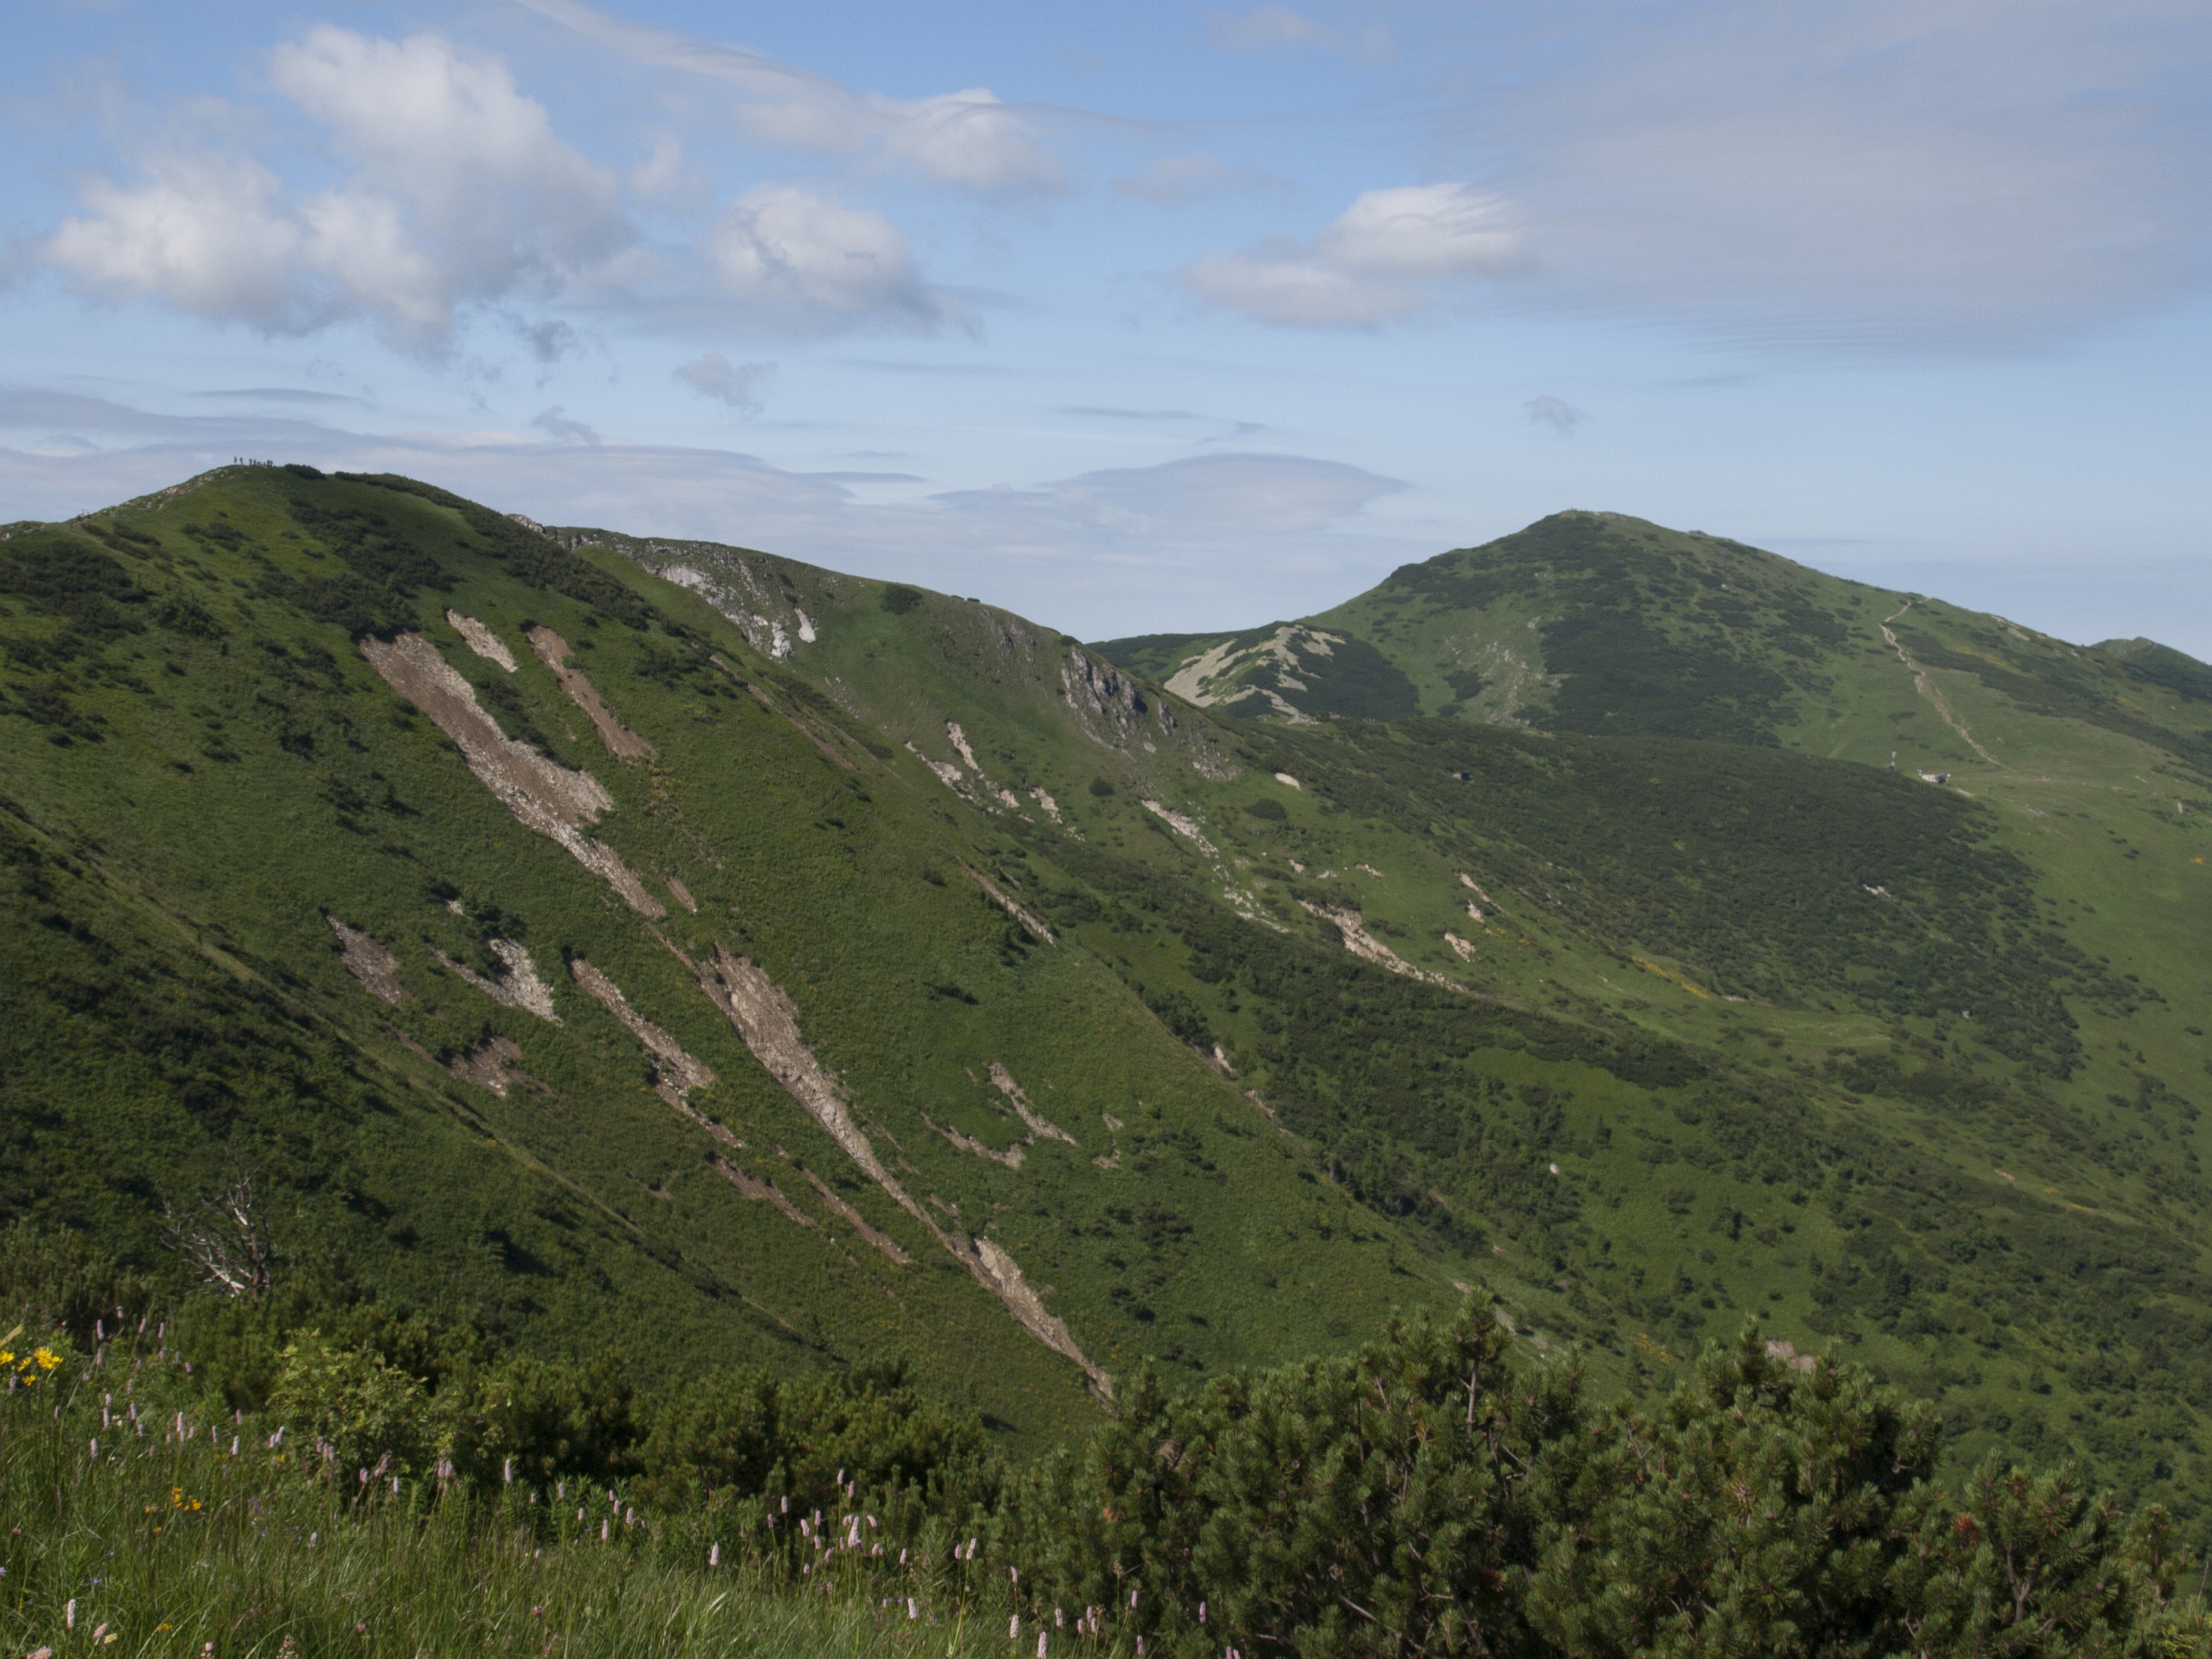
left=3, top=1232, right=2207, bottom=1658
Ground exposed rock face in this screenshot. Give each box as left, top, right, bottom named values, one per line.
left=1061, top=650, right=1164, bottom=750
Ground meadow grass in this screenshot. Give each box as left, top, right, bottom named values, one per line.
left=0, top=1359, right=1029, bottom=1659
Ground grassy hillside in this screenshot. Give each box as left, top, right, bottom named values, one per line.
left=0, top=467, right=1442, bottom=1451
left=5, top=474, right=2211, bottom=1542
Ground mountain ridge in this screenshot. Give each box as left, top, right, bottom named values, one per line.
left=5, top=468, right=2210, bottom=1533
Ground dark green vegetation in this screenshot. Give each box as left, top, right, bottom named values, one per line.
left=8, top=1245, right=2207, bottom=1658
left=3, top=468, right=2210, bottom=1594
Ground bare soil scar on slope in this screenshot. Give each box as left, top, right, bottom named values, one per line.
left=675, top=937, right=1108, bottom=1394
left=446, top=1035, right=534, bottom=1097
left=359, top=633, right=666, bottom=918
left=990, top=1062, right=1076, bottom=1144
left=568, top=957, right=716, bottom=1110
left=327, top=916, right=407, bottom=1005
left=434, top=938, right=561, bottom=1022
left=526, top=625, right=654, bottom=761
left=446, top=609, right=518, bottom=672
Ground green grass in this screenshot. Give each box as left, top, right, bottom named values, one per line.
left=5, top=468, right=2212, bottom=1547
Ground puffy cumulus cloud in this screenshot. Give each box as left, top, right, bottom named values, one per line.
left=1186, top=184, right=1524, bottom=327
left=701, top=186, right=964, bottom=333
left=1111, top=153, right=1292, bottom=206
left=674, top=353, right=775, bottom=415
left=515, top=0, right=1063, bottom=195
left=1475, top=0, right=2212, bottom=346
left=45, top=154, right=321, bottom=330
left=43, top=27, right=628, bottom=352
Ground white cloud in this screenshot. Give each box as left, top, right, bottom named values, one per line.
left=515, top=0, right=1063, bottom=195
left=866, top=89, right=1062, bottom=194
left=675, top=353, right=775, bottom=415
left=1186, top=184, right=1524, bottom=327
left=1111, top=153, right=1292, bottom=206
left=45, top=153, right=321, bottom=330
left=701, top=185, right=963, bottom=333
left=44, top=27, right=629, bottom=352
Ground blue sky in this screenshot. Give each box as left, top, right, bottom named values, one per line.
left=5, top=0, right=2210, bottom=652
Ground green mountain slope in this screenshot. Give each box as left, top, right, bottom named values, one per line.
left=6, top=476, right=2211, bottom=1535
left=0, top=468, right=1441, bottom=1447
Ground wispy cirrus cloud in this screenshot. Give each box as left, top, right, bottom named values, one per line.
left=1208, top=6, right=1392, bottom=58
left=512, top=0, right=1066, bottom=196
left=0, top=388, right=1415, bottom=634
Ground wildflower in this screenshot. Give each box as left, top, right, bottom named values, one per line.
left=504, top=1457, right=514, bottom=1485
left=1055, top=1607, right=1064, bottom=1628
left=907, top=1598, right=918, bottom=1621
left=710, top=1543, right=720, bottom=1568
left=67, top=1599, right=77, bottom=1629
left=600, top=1519, right=609, bottom=1542
left=1199, top=1601, right=1208, bottom=1626
left=1037, top=1634, right=1048, bottom=1659
left=1010, top=1616, right=1020, bottom=1641
left=33, top=1346, right=61, bottom=1370
left=1129, top=1590, right=1139, bottom=1610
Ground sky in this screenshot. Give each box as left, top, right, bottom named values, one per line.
left=4, top=0, right=2210, bottom=653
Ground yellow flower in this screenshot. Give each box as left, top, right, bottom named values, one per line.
left=33, top=1346, right=61, bottom=1370
left=0, top=1350, right=14, bottom=1366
